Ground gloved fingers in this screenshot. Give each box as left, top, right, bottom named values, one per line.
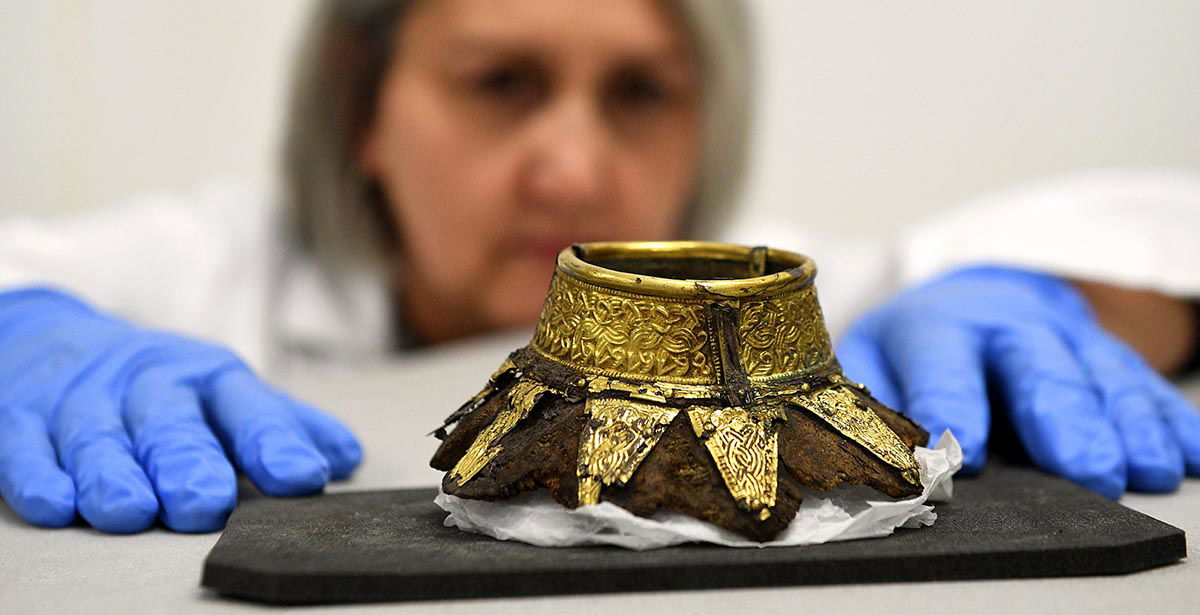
left=1105, top=388, right=1183, bottom=492
left=52, top=392, right=160, bottom=533
left=1067, top=327, right=1184, bottom=492
left=288, top=402, right=363, bottom=481
left=874, top=317, right=990, bottom=472
left=985, top=324, right=1126, bottom=498
left=1147, top=374, right=1200, bottom=476
left=124, top=372, right=237, bottom=532
left=0, top=407, right=76, bottom=527
left=203, top=368, right=330, bottom=497
left=834, top=321, right=902, bottom=410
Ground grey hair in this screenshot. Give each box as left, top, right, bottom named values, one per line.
left=282, top=0, right=754, bottom=273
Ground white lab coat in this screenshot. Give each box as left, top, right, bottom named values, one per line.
left=2, top=169, right=1199, bottom=376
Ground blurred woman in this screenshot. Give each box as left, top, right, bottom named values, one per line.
left=0, top=0, right=1196, bottom=534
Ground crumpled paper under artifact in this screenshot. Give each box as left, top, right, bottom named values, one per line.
left=435, top=430, right=963, bottom=550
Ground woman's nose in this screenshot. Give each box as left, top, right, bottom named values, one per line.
left=521, top=97, right=613, bottom=215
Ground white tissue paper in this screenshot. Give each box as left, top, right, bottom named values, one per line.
left=434, top=430, right=963, bottom=550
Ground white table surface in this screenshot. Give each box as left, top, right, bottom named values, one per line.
left=3, top=330, right=1198, bottom=615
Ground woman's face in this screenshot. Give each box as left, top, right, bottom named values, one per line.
left=359, top=0, right=702, bottom=344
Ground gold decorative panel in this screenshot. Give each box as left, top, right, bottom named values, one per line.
left=576, top=398, right=679, bottom=506
left=688, top=405, right=784, bottom=515
left=532, top=274, right=716, bottom=384
left=737, top=285, right=835, bottom=382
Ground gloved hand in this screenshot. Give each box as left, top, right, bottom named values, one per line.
left=0, top=287, right=362, bottom=533
left=837, top=266, right=1200, bottom=498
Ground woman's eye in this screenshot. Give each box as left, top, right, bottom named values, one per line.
left=608, top=72, right=673, bottom=112
left=620, top=79, right=667, bottom=105
left=473, top=67, right=539, bottom=102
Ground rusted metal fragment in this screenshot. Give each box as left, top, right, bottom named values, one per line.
left=788, top=385, right=921, bottom=487
left=776, top=404, right=926, bottom=499
left=448, top=379, right=555, bottom=485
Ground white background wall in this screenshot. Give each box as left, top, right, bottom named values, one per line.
left=2, top=0, right=1199, bottom=238
left=0, top=1, right=311, bottom=216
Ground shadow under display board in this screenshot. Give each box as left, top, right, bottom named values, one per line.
left=201, top=464, right=1186, bottom=605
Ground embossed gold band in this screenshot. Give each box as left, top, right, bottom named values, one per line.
left=531, top=242, right=836, bottom=386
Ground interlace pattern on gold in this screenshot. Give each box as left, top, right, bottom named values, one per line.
left=451, top=379, right=554, bottom=485
left=789, top=386, right=920, bottom=485
left=576, top=398, right=679, bottom=506
left=532, top=274, right=716, bottom=385
left=688, top=405, right=784, bottom=516
left=737, top=284, right=835, bottom=382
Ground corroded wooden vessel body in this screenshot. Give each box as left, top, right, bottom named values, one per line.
left=431, top=242, right=926, bottom=541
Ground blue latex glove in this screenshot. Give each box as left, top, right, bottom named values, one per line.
left=837, top=266, right=1200, bottom=498
left=0, top=288, right=362, bottom=533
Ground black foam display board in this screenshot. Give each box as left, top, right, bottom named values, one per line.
left=201, top=464, right=1186, bottom=604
